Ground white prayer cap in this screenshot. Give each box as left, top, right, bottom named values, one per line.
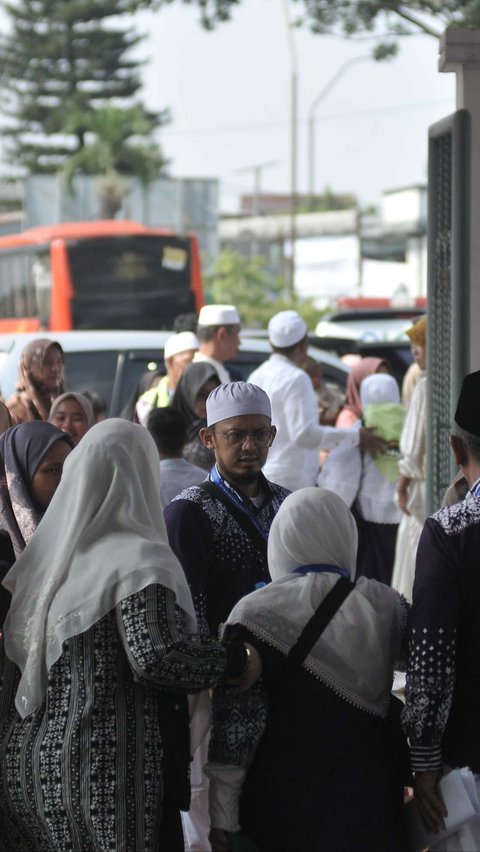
left=164, top=331, right=199, bottom=361
left=198, top=304, right=240, bottom=327
left=360, top=373, right=400, bottom=408
left=268, top=310, right=307, bottom=348
left=206, top=382, right=271, bottom=427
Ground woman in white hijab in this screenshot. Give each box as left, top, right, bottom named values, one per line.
left=207, top=488, right=409, bottom=852
left=0, top=419, right=258, bottom=852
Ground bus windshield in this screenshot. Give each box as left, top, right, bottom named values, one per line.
left=67, top=233, right=196, bottom=330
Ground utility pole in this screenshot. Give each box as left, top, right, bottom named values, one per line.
left=236, top=160, right=278, bottom=257
left=282, top=0, right=298, bottom=300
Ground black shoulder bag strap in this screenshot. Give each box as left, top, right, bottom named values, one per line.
left=199, top=480, right=268, bottom=562
left=286, top=576, right=355, bottom=670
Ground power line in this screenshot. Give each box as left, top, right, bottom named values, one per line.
left=161, top=97, right=452, bottom=138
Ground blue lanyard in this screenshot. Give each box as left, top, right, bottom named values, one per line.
left=210, top=465, right=270, bottom=542
left=292, top=563, right=351, bottom=580
left=470, top=478, right=480, bottom=498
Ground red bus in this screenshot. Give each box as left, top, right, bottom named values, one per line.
left=0, top=220, right=204, bottom=332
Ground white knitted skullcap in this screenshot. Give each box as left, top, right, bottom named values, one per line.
left=198, top=304, right=240, bottom=326
left=164, top=332, right=199, bottom=361
left=268, top=310, right=307, bottom=347
left=206, top=382, right=271, bottom=427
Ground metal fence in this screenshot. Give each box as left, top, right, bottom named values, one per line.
left=426, top=109, right=470, bottom=514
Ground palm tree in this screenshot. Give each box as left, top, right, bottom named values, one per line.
left=62, top=104, right=169, bottom=217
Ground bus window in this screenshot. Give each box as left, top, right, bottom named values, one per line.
left=66, top=234, right=197, bottom=330
left=32, top=254, right=52, bottom=327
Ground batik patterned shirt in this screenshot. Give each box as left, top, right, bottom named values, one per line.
left=403, top=491, right=480, bottom=772
left=164, top=474, right=289, bottom=637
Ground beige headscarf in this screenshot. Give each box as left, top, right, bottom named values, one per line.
left=3, top=418, right=197, bottom=718
left=49, top=392, right=95, bottom=430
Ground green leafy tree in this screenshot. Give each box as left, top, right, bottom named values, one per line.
left=205, top=249, right=325, bottom=330
left=136, top=1, right=480, bottom=56
left=0, top=0, right=168, bottom=175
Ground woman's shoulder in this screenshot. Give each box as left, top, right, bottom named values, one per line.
left=6, top=394, right=31, bottom=424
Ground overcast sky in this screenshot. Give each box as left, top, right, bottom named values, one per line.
left=132, top=0, right=456, bottom=213
left=0, top=0, right=457, bottom=214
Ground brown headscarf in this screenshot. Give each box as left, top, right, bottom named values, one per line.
left=342, top=357, right=388, bottom=421
left=0, top=402, right=13, bottom=434
left=9, top=339, right=65, bottom=422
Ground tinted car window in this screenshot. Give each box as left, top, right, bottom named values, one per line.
left=63, top=351, right=119, bottom=409
left=64, top=350, right=165, bottom=416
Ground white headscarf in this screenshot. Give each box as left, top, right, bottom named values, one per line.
left=226, top=488, right=405, bottom=717
left=3, top=418, right=197, bottom=719
left=360, top=373, right=400, bottom=408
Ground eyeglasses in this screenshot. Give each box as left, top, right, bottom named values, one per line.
left=214, top=428, right=274, bottom=449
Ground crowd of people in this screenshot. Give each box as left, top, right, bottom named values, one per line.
left=0, top=304, right=477, bottom=851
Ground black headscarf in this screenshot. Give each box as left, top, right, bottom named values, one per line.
left=0, top=422, right=75, bottom=558
left=171, top=363, right=220, bottom=440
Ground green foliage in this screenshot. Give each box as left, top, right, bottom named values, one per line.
left=205, top=249, right=325, bottom=331
left=135, top=1, right=480, bottom=55
left=62, top=105, right=168, bottom=188
left=0, top=0, right=167, bottom=177
left=133, top=0, right=241, bottom=28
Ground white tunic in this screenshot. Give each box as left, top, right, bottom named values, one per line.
left=248, top=353, right=359, bottom=491
left=391, top=376, right=427, bottom=601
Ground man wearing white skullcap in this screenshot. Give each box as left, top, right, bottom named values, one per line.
left=165, top=381, right=289, bottom=636
left=164, top=381, right=289, bottom=852
left=135, top=331, right=199, bottom=425
left=193, top=304, right=241, bottom=383
left=248, top=310, right=384, bottom=490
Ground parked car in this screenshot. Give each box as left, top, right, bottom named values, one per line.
left=0, top=331, right=350, bottom=417
left=315, top=307, right=425, bottom=343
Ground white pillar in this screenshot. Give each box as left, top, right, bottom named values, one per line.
left=439, top=27, right=480, bottom=369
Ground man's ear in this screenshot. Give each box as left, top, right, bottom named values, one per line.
left=450, top=434, right=468, bottom=467
left=269, top=425, right=277, bottom=446
left=200, top=427, right=215, bottom=449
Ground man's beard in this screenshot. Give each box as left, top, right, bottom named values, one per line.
left=229, top=468, right=260, bottom=486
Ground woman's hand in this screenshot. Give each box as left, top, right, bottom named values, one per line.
left=397, top=475, right=412, bottom=515
left=209, top=827, right=230, bottom=852
left=414, top=770, right=447, bottom=833
left=359, top=426, right=387, bottom=458
left=224, top=643, right=262, bottom=695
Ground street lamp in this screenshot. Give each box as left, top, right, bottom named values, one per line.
left=308, top=55, right=370, bottom=207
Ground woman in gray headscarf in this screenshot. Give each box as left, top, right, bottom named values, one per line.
left=0, top=419, right=259, bottom=852
left=207, top=487, right=409, bottom=852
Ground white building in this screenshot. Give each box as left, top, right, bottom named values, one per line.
left=219, top=185, right=427, bottom=309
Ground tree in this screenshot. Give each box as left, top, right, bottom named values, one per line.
left=62, top=104, right=168, bottom=216
left=205, top=249, right=325, bottom=329
left=0, top=0, right=168, bottom=174
left=136, top=1, right=480, bottom=56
